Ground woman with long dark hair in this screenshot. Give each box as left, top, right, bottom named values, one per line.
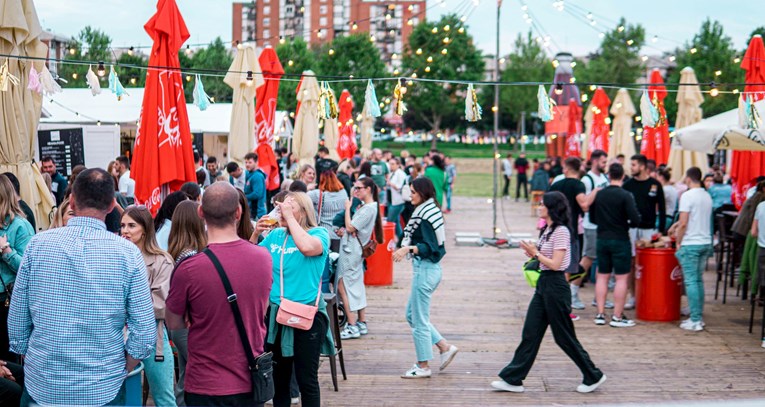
left=336, top=177, right=383, bottom=339
left=492, top=191, right=605, bottom=394
left=154, top=191, right=189, bottom=251
left=235, top=189, right=255, bottom=241
left=392, top=177, right=458, bottom=378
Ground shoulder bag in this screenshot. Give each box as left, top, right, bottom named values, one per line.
left=522, top=226, right=557, bottom=288
left=203, top=249, right=274, bottom=404
left=354, top=204, right=378, bottom=258
left=275, top=236, right=322, bottom=330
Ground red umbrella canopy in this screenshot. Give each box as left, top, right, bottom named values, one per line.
left=255, top=47, right=284, bottom=191
left=566, top=98, right=582, bottom=158
left=588, top=88, right=611, bottom=158
left=132, top=0, right=195, bottom=215
left=641, top=69, right=670, bottom=165
left=337, top=90, right=357, bottom=161
left=731, top=35, right=765, bottom=207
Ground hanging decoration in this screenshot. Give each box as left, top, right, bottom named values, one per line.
left=640, top=69, right=670, bottom=165
left=85, top=65, right=101, bottom=96
left=393, top=79, right=407, bottom=116
left=464, top=83, right=482, bottom=122
left=108, top=65, right=128, bottom=101
left=0, top=59, right=20, bottom=92
left=537, top=85, right=555, bottom=122
left=192, top=74, right=213, bottom=111
left=39, top=65, right=62, bottom=95
left=640, top=91, right=658, bottom=127
left=27, top=65, right=42, bottom=93
left=364, top=79, right=381, bottom=118
left=318, top=81, right=339, bottom=120
left=739, top=94, right=763, bottom=130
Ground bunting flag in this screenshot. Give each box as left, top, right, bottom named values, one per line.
left=319, top=81, right=339, bottom=120
left=537, top=85, right=555, bottom=122
left=465, top=83, right=482, bottom=122
left=27, top=65, right=42, bottom=93
left=393, top=80, right=407, bottom=116
left=39, top=65, right=62, bottom=95
left=364, top=79, right=381, bottom=118
left=108, top=65, right=129, bottom=101
left=640, top=91, right=658, bottom=127
left=192, top=74, right=213, bottom=111
left=0, top=59, right=20, bottom=91
left=85, top=65, right=101, bottom=96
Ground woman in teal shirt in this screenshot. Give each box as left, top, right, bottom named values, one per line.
left=254, top=191, right=332, bottom=407
left=424, top=154, right=448, bottom=208
left=0, top=175, right=34, bottom=361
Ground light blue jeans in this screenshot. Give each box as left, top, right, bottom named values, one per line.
left=387, top=203, right=405, bottom=240
left=144, top=324, right=177, bottom=407
left=406, top=259, right=444, bottom=362
left=446, top=184, right=453, bottom=211
left=675, top=244, right=713, bottom=323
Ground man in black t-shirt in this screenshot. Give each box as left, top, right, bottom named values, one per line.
left=315, top=146, right=338, bottom=184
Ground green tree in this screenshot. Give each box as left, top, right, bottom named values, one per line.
left=316, top=34, right=388, bottom=111
left=275, top=38, right=318, bottom=112
left=187, top=37, right=234, bottom=102
left=577, top=17, right=645, bottom=101
left=402, top=14, right=485, bottom=148
left=116, top=52, right=147, bottom=88
left=666, top=19, right=742, bottom=120
left=499, top=31, right=554, bottom=135
left=58, top=26, right=113, bottom=87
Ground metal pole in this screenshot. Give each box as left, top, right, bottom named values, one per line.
left=492, top=1, right=501, bottom=239
left=520, top=111, right=526, bottom=153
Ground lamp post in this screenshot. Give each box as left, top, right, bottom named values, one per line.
left=492, top=0, right=502, bottom=239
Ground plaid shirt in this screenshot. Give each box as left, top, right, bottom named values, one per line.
left=8, top=217, right=156, bottom=406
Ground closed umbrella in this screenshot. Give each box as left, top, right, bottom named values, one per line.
left=667, top=67, right=707, bottom=182
left=292, top=71, right=320, bottom=166
left=731, top=35, right=765, bottom=207
left=132, top=0, right=196, bottom=215
left=336, top=89, right=356, bottom=161
left=0, top=0, right=55, bottom=228
left=609, top=88, right=636, bottom=166
left=323, top=118, right=340, bottom=161
left=224, top=44, right=262, bottom=166
left=565, top=98, right=582, bottom=158
left=640, top=69, right=670, bottom=165
left=255, top=46, right=283, bottom=190
left=580, top=100, right=594, bottom=160
left=588, top=87, right=611, bottom=159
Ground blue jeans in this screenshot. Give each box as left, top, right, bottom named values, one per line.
left=446, top=184, right=453, bottom=210
left=406, top=259, right=444, bottom=362
left=675, top=244, right=713, bottom=323
left=387, top=203, right=405, bottom=240
left=143, top=325, right=176, bottom=407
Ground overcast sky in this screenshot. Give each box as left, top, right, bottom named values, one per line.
left=35, top=0, right=761, bottom=57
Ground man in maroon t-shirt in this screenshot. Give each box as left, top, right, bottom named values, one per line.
left=167, top=182, right=272, bottom=406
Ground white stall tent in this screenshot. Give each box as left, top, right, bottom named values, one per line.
left=674, top=98, right=765, bottom=154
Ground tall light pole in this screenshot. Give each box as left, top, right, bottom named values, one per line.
left=492, top=0, right=502, bottom=239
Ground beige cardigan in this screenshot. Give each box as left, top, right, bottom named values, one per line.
left=143, top=252, right=174, bottom=359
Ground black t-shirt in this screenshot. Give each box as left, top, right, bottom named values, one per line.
left=315, top=158, right=338, bottom=182
left=591, top=186, right=642, bottom=240
left=623, top=177, right=666, bottom=232
left=550, top=178, right=586, bottom=234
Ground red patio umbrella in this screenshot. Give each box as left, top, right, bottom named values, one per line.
left=588, top=87, right=611, bottom=159
left=565, top=98, right=582, bottom=158
left=255, top=46, right=284, bottom=191
left=731, top=35, right=765, bottom=208
left=337, top=90, right=357, bottom=161
left=640, top=69, right=670, bottom=165
left=132, top=0, right=195, bottom=215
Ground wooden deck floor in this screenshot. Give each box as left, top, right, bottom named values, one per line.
left=319, top=196, right=765, bottom=406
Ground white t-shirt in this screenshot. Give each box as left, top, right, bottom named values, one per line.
left=551, top=174, right=565, bottom=185
left=678, top=187, right=713, bottom=246
left=582, top=171, right=608, bottom=230
left=156, top=220, right=171, bottom=251
left=389, top=169, right=407, bottom=206
left=502, top=159, right=513, bottom=177
left=663, top=184, right=678, bottom=218
left=119, top=170, right=136, bottom=198
left=754, top=202, right=765, bottom=248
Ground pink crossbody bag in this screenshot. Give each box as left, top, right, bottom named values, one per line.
left=275, top=236, right=322, bottom=330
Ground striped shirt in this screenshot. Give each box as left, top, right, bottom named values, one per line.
left=538, top=225, right=571, bottom=271
left=309, top=189, right=348, bottom=240
left=8, top=217, right=156, bottom=406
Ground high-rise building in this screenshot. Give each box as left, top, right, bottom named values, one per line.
left=232, top=0, right=426, bottom=65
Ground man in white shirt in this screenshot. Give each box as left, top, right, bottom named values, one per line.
left=668, top=167, right=713, bottom=332
left=502, top=154, right=513, bottom=198
left=225, top=162, right=246, bottom=191
left=116, top=155, right=136, bottom=204
left=387, top=157, right=408, bottom=242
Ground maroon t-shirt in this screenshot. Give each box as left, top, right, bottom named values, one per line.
left=166, top=239, right=272, bottom=396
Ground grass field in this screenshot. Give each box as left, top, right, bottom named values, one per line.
left=371, top=141, right=547, bottom=159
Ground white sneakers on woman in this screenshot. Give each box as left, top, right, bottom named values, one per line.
left=401, top=364, right=431, bottom=379
left=439, top=345, right=459, bottom=371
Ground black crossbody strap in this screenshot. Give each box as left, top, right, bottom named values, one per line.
left=203, top=248, right=257, bottom=369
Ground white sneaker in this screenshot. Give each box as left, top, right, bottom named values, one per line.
left=624, top=297, right=636, bottom=310
left=491, top=380, right=525, bottom=392
left=401, top=364, right=431, bottom=379
left=340, top=324, right=360, bottom=339
left=609, top=315, right=636, bottom=328
left=576, top=374, right=607, bottom=393
left=357, top=321, right=368, bottom=335
left=592, top=299, right=614, bottom=309
left=439, top=345, right=459, bottom=371
left=291, top=397, right=300, bottom=404
left=761, top=339, right=765, bottom=349
left=679, top=320, right=704, bottom=332
left=571, top=295, right=586, bottom=310
left=680, top=318, right=705, bottom=328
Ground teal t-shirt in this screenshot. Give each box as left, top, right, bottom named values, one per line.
left=370, top=161, right=389, bottom=188
left=260, top=227, right=329, bottom=305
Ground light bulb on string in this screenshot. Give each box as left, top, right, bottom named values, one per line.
left=407, top=20, right=414, bottom=26
left=185, top=75, right=192, bottom=82
left=598, top=32, right=605, bottom=39
left=393, top=69, right=400, bottom=75
left=128, top=46, right=134, bottom=56
left=569, top=77, right=576, bottom=84
left=709, top=82, right=719, bottom=97
left=627, top=39, right=634, bottom=46
left=690, top=47, right=697, bottom=54
left=618, top=25, right=625, bottom=32
left=460, top=16, right=467, bottom=22
left=521, top=5, right=528, bottom=11
left=369, top=34, right=375, bottom=42
left=732, top=89, right=740, bottom=94
left=392, top=53, right=398, bottom=60
left=581, top=94, right=588, bottom=102
left=97, top=62, right=106, bottom=77
left=590, top=20, right=597, bottom=26
left=552, top=59, right=559, bottom=68
left=288, top=60, right=294, bottom=66
left=246, top=71, right=254, bottom=87
left=408, top=5, right=414, bottom=11
left=734, top=57, right=741, bottom=64
left=714, top=70, right=722, bottom=76
left=443, top=37, right=450, bottom=44
left=416, top=48, right=423, bottom=55
left=444, top=25, right=450, bottom=32
left=352, top=22, right=358, bottom=30
left=642, top=55, right=648, bottom=62
left=589, top=84, right=596, bottom=91
left=97, top=120, right=101, bottom=126
left=185, top=45, right=191, bottom=55
left=427, top=56, right=433, bottom=63
left=425, top=66, right=431, bottom=72
left=652, top=35, right=658, bottom=43
left=279, top=36, right=286, bottom=44
left=668, top=55, right=676, bottom=62
left=458, top=27, right=465, bottom=34
left=328, top=48, right=335, bottom=56
left=130, top=77, right=137, bottom=85
left=407, top=80, right=414, bottom=87
left=432, top=27, right=438, bottom=34
left=69, top=47, right=76, bottom=55
left=441, top=48, right=448, bottom=55
left=411, top=73, right=418, bottom=78
left=554, top=83, right=563, bottom=95
left=72, top=72, right=78, bottom=80
left=570, top=61, right=576, bottom=68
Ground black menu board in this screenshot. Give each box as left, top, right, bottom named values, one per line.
left=38, top=128, right=85, bottom=177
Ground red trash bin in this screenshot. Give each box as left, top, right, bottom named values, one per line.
left=635, top=247, right=683, bottom=321
left=364, top=221, right=395, bottom=286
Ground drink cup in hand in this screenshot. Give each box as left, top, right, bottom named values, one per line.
left=263, top=208, right=281, bottom=227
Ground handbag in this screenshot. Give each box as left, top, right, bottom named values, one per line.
left=0, top=273, right=12, bottom=308
left=356, top=235, right=378, bottom=258
left=203, top=249, right=274, bottom=404
left=522, top=258, right=541, bottom=288
left=400, top=176, right=412, bottom=202
left=275, top=237, right=321, bottom=330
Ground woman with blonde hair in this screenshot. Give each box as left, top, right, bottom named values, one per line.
left=120, top=206, right=176, bottom=406
left=50, top=198, right=75, bottom=228
left=298, top=165, right=317, bottom=190
left=253, top=192, right=332, bottom=407
left=0, top=174, right=34, bottom=360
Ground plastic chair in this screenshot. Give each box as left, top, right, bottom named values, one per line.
left=321, top=292, right=347, bottom=391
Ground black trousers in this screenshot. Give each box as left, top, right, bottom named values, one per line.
left=185, top=392, right=262, bottom=407
left=0, top=361, right=23, bottom=406
left=499, top=271, right=603, bottom=386
left=516, top=174, right=528, bottom=199
left=502, top=176, right=511, bottom=196
left=0, top=301, right=18, bottom=362
left=267, top=312, right=328, bottom=407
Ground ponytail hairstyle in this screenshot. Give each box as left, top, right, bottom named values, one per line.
left=358, top=177, right=384, bottom=243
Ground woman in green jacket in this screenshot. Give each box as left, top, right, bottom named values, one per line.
left=424, top=154, right=448, bottom=208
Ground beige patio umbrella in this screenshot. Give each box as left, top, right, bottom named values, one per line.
left=292, top=71, right=320, bottom=166
left=322, top=118, right=340, bottom=161
left=609, top=88, right=636, bottom=169
left=224, top=44, right=263, bottom=165
left=359, top=104, right=375, bottom=157
left=0, top=0, right=55, bottom=229
left=667, top=67, right=708, bottom=181
left=580, top=101, right=594, bottom=159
